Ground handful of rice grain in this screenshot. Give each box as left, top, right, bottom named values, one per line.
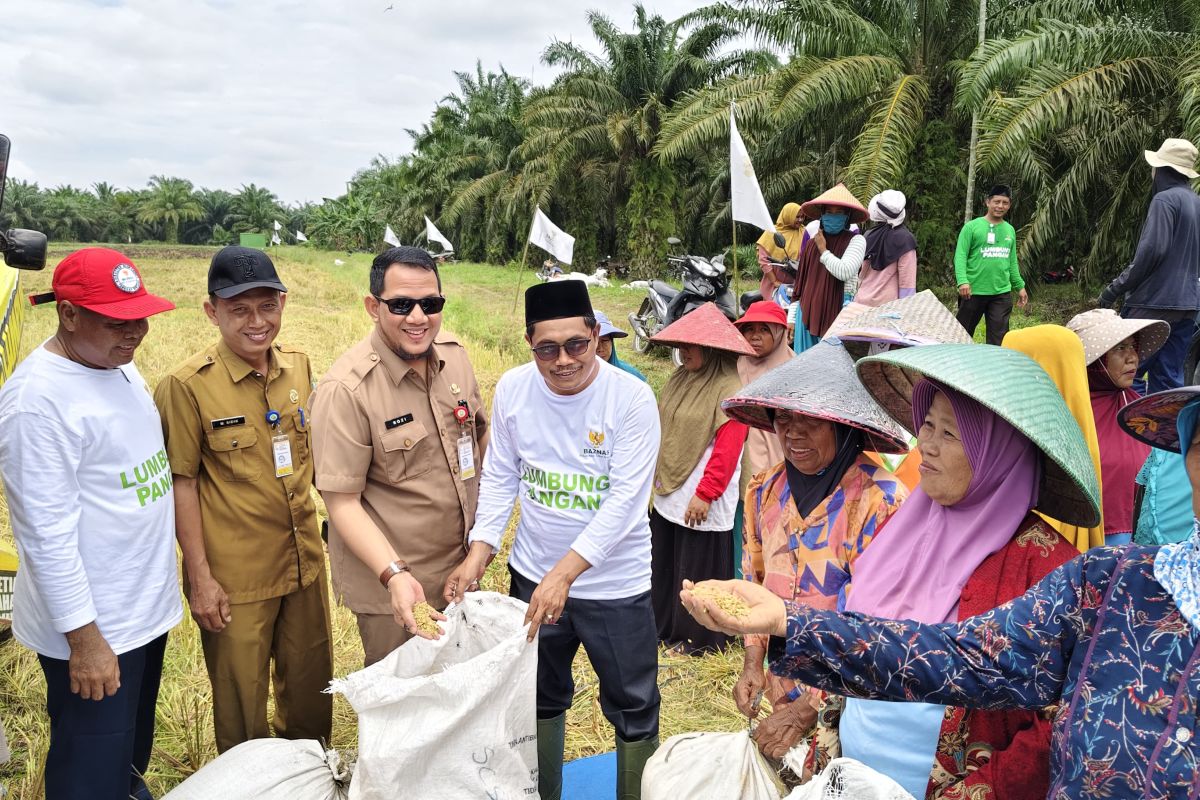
left=412, top=601, right=441, bottom=636
left=691, top=584, right=751, bottom=620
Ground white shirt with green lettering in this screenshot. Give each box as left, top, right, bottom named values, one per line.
left=0, top=345, right=182, bottom=659
left=469, top=359, right=660, bottom=599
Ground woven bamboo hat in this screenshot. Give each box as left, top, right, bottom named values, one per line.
left=721, top=340, right=911, bottom=454
left=1066, top=308, right=1169, bottom=365
left=856, top=344, right=1102, bottom=526
left=801, top=183, right=868, bottom=224
left=1118, top=387, right=1200, bottom=452
left=826, top=290, right=971, bottom=359
left=649, top=302, right=756, bottom=356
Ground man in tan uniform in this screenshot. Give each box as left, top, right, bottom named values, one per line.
left=311, top=245, right=487, bottom=666
left=155, top=247, right=332, bottom=753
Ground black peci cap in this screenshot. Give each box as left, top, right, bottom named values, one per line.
left=208, top=246, right=288, bottom=299
left=525, top=280, right=594, bottom=328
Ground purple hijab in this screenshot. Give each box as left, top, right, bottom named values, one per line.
left=846, top=380, right=1041, bottom=623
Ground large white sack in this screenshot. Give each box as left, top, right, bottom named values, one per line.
left=783, top=757, right=914, bottom=800
left=162, top=738, right=351, bottom=800
left=642, top=730, right=785, bottom=800
left=332, top=591, right=538, bottom=800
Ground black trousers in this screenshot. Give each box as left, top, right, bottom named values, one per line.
left=39, top=633, right=167, bottom=800
left=956, top=292, right=1014, bottom=346
left=649, top=509, right=734, bottom=654
left=509, top=567, right=660, bottom=742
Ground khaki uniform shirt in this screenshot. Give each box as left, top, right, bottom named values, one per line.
left=155, top=340, right=323, bottom=604
left=310, top=329, right=487, bottom=615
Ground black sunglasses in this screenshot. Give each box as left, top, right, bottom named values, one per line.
left=531, top=337, right=592, bottom=362
left=373, top=295, right=446, bottom=316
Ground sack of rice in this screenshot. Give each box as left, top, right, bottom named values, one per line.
left=163, top=738, right=351, bottom=800
left=783, top=757, right=914, bottom=800
left=642, top=730, right=784, bottom=800
left=332, top=591, right=537, bottom=799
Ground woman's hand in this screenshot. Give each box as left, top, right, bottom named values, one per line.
left=683, top=496, right=711, bottom=527
left=680, top=579, right=788, bottom=637
left=753, top=698, right=818, bottom=760
left=734, top=657, right=766, bottom=717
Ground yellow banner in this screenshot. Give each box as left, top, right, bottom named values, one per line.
left=0, top=265, right=23, bottom=386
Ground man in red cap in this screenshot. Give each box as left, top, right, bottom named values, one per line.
left=0, top=248, right=179, bottom=800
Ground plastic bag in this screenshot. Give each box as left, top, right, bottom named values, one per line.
left=162, top=738, right=351, bottom=800
left=783, top=757, right=914, bottom=800
left=332, top=591, right=538, bottom=800
left=642, top=730, right=785, bottom=800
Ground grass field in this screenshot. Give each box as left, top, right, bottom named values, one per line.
left=0, top=245, right=1091, bottom=798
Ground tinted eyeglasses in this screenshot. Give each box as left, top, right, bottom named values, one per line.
left=531, top=337, right=592, bottom=362
left=373, top=295, right=447, bottom=316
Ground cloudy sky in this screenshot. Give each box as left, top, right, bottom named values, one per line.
left=2, top=0, right=697, bottom=205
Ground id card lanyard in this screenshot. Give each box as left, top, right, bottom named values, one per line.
left=453, top=400, right=476, bottom=480
left=265, top=409, right=294, bottom=478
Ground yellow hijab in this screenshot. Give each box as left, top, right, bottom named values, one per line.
left=1002, top=325, right=1105, bottom=552
left=756, top=202, right=804, bottom=261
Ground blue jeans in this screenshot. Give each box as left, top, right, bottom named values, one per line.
left=39, top=633, right=167, bottom=800
left=1124, top=311, right=1197, bottom=394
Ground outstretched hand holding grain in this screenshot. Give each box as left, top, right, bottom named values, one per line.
left=680, top=580, right=788, bottom=638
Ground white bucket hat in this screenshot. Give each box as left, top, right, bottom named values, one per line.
left=1145, top=138, right=1199, bottom=179
left=1066, top=308, right=1170, bottom=365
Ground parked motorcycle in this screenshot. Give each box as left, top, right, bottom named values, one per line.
left=628, top=236, right=738, bottom=361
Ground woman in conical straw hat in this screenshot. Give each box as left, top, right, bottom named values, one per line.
left=648, top=303, right=754, bottom=654
left=686, top=373, right=1200, bottom=798
left=722, top=344, right=1092, bottom=798
left=720, top=339, right=908, bottom=764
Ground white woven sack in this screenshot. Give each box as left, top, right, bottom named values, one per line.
left=162, top=738, right=351, bottom=800
left=783, top=757, right=915, bottom=800
left=332, top=591, right=537, bottom=800
left=642, top=730, right=784, bottom=800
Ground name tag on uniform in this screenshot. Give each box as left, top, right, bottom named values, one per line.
left=272, top=434, right=294, bottom=478
left=211, top=415, right=246, bottom=430
left=385, top=414, right=414, bottom=430
left=457, top=434, right=476, bottom=480
left=986, top=230, right=996, bottom=244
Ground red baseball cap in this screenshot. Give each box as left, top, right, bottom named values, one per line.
left=30, top=248, right=175, bottom=320
left=734, top=300, right=788, bottom=328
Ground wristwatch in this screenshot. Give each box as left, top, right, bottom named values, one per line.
left=379, top=560, right=411, bottom=588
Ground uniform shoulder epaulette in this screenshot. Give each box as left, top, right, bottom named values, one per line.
left=322, top=338, right=378, bottom=390
left=170, top=345, right=221, bottom=382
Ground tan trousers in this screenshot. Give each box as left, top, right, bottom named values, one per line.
left=201, top=568, right=333, bottom=753
left=355, top=612, right=415, bottom=667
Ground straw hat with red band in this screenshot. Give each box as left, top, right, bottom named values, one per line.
left=29, top=247, right=175, bottom=320
left=649, top=302, right=756, bottom=356
left=734, top=300, right=788, bottom=329
left=800, top=183, right=868, bottom=224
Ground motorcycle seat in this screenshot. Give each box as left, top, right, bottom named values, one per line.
left=650, top=280, right=679, bottom=299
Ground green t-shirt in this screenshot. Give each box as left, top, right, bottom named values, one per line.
left=953, top=216, right=1024, bottom=294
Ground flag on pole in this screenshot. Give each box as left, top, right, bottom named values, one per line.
left=295, top=230, right=308, bottom=242
left=270, top=232, right=281, bottom=245
left=273, top=220, right=282, bottom=231
left=424, top=216, right=454, bottom=252
left=384, top=225, right=401, bottom=247
left=528, top=207, right=575, bottom=265
left=729, top=104, right=775, bottom=233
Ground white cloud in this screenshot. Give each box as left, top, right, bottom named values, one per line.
left=0, top=0, right=698, bottom=204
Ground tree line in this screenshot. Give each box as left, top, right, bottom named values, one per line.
left=4, top=0, right=1195, bottom=286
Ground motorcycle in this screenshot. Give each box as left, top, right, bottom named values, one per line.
left=627, top=236, right=738, bottom=363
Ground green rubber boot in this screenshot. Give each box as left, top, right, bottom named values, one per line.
left=616, top=735, right=659, bottom=800
left=537, top=713, right=566, bottom=800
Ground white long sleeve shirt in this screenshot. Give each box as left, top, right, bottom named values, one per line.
left=0, top=345, right=182, bottom=659
left=468, top=359, right=660, bottom=599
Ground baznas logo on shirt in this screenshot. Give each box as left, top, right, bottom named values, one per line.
left=583, top=430, right=610, bottom=457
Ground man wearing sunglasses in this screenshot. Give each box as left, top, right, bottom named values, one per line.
left=311, top=245, right=488, bottom=666
left=444, top=280, right=661, bottom=800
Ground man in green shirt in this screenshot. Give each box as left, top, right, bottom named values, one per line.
left=954, top=185, right=1029, bottom=344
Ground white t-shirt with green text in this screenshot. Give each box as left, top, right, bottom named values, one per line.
left=0, top=345, right=182, bottom=659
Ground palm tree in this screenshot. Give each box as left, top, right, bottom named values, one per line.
left=42, top=186, right=98, bottom=242
left=137, top=176, right=203, bottom=244
left=0, top=179, right=44, bottom=231
left=187, top=188, right=236, bottom=244
left=228, top=184, right=283, bottom=235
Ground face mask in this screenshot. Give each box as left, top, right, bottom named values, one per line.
left=821, top=212, right=849, bottom=235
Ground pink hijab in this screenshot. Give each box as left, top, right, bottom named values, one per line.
left=846, top=380, right=1041, bottom=623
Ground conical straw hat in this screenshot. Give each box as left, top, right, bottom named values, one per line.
left=1118, top=386, right=1200, bottom=453
left=1066, top=308, right=1170, bottom=365
left=826, top=290, right=971, bottom=359
left=722, top=340, right=910, bottom=454
left=649, top=302, right=756, bottom=356
left=856, top=343, right=1101, bottom=526
left=801, top=183, right=868, bottom=224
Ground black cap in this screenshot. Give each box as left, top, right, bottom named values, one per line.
left=525, top=280, right=593, bottom=328
left=208, top=246, right=288, bottom=299
left=987, top=184, right=1012, bottom=199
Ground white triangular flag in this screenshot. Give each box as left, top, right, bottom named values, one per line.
left=270, top=232, right=281, bottom=245
left=384, top=225, right=401, bottom=247
left=295, top=230, right=308, bottom=242
left=273, top=219, right=282, bottom=231
left=424, top=216, right=454, bottom=252
left=729, top=104, right=775, bottom=233
left=528, top=207, right=574, bottom=265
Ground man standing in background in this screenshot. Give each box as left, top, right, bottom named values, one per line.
left=954, top=184, right=1028, bottom=344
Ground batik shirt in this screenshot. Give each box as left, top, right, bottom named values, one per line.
left=769, top=546, right=1200, bottom=798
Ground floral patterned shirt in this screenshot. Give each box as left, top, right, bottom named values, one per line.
left=768, top=546, right=1200, bottom=799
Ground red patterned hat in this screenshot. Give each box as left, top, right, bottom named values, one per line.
left=650, top=302, right=756, bottom=356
